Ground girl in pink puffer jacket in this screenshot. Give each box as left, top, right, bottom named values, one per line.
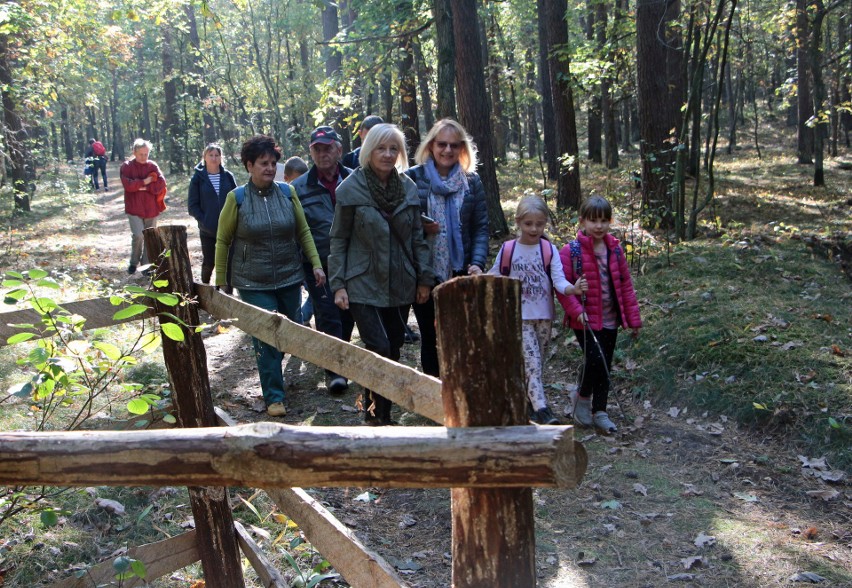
left=556, top=195, right=641, bottom=434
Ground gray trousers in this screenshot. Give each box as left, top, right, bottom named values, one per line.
left=127, top=214, right=158, bottom=266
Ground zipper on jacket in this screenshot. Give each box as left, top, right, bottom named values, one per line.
left=262, top=195, right=277, bottom=285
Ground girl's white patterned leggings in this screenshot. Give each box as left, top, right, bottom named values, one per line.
left=522, top=319, right=552, bottom=410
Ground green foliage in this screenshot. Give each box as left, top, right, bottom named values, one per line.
left=0, top=268, right=187, bottom=530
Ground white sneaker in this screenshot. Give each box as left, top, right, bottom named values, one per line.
left=572, top=393, right=593, bottom=427
left=593, top=411, right=617, bottom=434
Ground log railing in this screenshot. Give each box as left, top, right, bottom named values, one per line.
left=0, top=225, right=587, bottom=588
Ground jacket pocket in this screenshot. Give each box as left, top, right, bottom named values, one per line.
left=345, top=248, right=371, bottom=280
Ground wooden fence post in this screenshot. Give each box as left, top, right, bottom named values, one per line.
left=143, top=225, right=244, bottom=587
left=434, top=275, right=537, bottom=587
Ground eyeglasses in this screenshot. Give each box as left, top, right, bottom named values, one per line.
left=435, top=141, right=462, bottom=151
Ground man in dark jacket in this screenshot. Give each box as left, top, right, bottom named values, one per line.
left=341, top=115, right=383, bottom=169
left=290, top=126, right=353, bottom=394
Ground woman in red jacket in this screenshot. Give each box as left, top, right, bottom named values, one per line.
left=557, top=195, right=641, bottom=434
left=120, top=139, right=167, bottom=275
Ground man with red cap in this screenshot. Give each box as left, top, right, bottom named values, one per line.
left=290, top=126, right=354, bottom=394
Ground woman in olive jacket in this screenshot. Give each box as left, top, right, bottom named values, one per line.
left=329, top=124, right=435, bottom=425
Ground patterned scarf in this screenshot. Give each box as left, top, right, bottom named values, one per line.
left=364, top=165, right=406, bottom=213
left=425, top=159, right=466, bottom=279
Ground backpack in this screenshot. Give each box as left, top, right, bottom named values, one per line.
left=499, top=236, right=553, bottom=280
left=233, top=181, right=291, bottom=207
left=92, top=141, right=106, bottom=157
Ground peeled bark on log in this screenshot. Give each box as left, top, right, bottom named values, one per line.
left=435, top=276, right=535, bottom=587
left=143, top=225, right=243, bottom=588
left=0, top=423, right=581, bottom=489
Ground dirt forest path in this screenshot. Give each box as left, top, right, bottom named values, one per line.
left=6, top=162, right=850, bottom=587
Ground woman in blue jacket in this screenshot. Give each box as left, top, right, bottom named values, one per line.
left=188, top=143, right=238, bottom=285
left=405, top=119, right=490, bottom=377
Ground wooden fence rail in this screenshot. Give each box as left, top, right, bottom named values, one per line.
left=0, top=423, right=580, bottom=488
left=0, top=225, right=587, bottom=587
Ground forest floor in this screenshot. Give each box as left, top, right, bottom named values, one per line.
left=0, top=148, right=850, bottom=587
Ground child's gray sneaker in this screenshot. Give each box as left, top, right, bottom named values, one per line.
left=572, top=395, right=593, bottom=427
left=593, top=411, right=617, bottom=434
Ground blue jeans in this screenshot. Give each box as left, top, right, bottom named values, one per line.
left=238, top=284, right=301, bottom=405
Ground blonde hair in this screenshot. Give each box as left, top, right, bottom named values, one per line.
left=359, top=124, right=409, bottom=172
left=515, top=195, right=551, bottom=222
left=414, top=119, right=478, bottom=173
left=203, top=143, right=222, bottom=157
left=132, top=138, right=153, bottom=153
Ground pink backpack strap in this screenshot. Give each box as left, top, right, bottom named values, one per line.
left=499, top=239, right=517, bottom=276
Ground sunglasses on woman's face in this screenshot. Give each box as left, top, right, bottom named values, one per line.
left=435, top=141, right=462, bottom=151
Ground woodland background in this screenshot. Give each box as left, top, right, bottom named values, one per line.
left=0, top=0, right=849, bottom=234
left=0, top=0, right=851, bottom=585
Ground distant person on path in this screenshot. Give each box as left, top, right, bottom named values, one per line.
left=85, top=138, right=109, bottom=192
left=283, top=156, right=308, bottom=182
left=120, top=139, right=166, bottom=275
left=488, top=196, right=588, bottom=425
left=280, top=156, right=313, bottom=325
left=188, top=143, right=238, bottom=286
left=329, top=124, right=434, bottom=425
left=556, top=195, right=641, bottom=434
left=214, top=135, right=325, bottom=418
left=290, top=126, right=354, bottom=395
left=342, top=115, right=384, bottom=169
left=405, top=118, right=490, bottom=377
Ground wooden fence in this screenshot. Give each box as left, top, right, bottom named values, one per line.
left=0, top=226, right=587, bottom=587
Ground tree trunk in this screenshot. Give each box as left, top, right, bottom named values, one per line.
left=725, top=63, right=737, bottom=153
left=432, top=0, right=457, bottom=119
left=451, top=0, right=508, bottom=235
left=796, top=0, right=814, bottom=164
left=0, top=34, right=32, bottom=211
left=110, top=71, right=125, bottom=161
left=322, top=3, right=342, bottom=78
left=185, top=4, right=216, bottom=145
left=161, top=25, right=184, bottom=174
left=636, top=0, right=683, bottom=226
left=537, top=0, right=558, bottom=179
left=398, top=26, right=420, bottom=158
left=599, top=1, right=618, bottom=169
left=809, top=0, right=828, bottom=186
left=586, top=1, right=602, bottom=164
left=487, top=10, right=507, bottom=163
left=60, top=103, right=73, bottom=162
left=413, top=39, right=435, bottom=131
left=544, top=0, right=582, bottom=210
left=524, top=48, right=539, bottom=160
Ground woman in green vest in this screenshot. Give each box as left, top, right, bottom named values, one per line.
left=215, top=135, right=324, bottom=418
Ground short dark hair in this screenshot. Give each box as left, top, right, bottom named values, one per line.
left=240, top=135, right=281, bottom=170
left=360, top=115, right=384, bottom=132
left=578, top=195, right=612, bottom=221
left=283, top=156, right=308, bottom=177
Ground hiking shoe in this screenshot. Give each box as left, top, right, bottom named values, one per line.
left=266, top=402, right=286, bottom=417
left=127, top=264, right=137, bottom=275
left=593, top=411, right=618, bottom=434
left=327, top=376, right=348, bottom=395
left=572, top=395, right=593, bottom=427
left=531, top=406, right=560, bottom=425
left=403, top=328, right=420, bottom=344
